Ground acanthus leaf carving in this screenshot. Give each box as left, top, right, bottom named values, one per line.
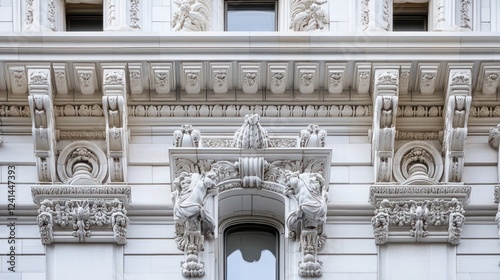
left=290, top=0, right=329, bottom=31
left=171, top=0, right=210, bottom=31
left=36, top=197, right=129, bottom=245
left=371, top=198, right=466, bottom=245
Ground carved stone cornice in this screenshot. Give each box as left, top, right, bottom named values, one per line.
left=31, top=185, right=131, bottom=245
left=369, top=185, right=471, bottom=245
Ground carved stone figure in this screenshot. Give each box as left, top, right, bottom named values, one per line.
left=171, top=0, right=210, bottom=31
left=232, top=114, right=269, bottom=149
left=290, top=0, right=329, bottom=31
left=285, top=171, right=328, bottom=277
left=172, top=172, right=217, bottom=278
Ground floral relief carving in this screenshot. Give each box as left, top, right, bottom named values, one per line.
left=214, top=70, right=227, bottom=89
left=300, top=72, right=314, bottom=87
left=290, top=0, right=329, bottom=31
left=372, top=198, right=465, bottom=245
left=460, top=0, right=472, bottom=30
left=272, top=72, right=285, bottom=88
left=244, top=72, right=257, bottom=87
left=329, top=72, right=342, bottom=87
left=377, top=71, right=398, bottom=84
left=451, top=71, right=471, bottom=85
left=360, top=0, right=369, bottom=30
left=130, top=0, right=141, bottom=29
left=104, top=70, right=124, bottom=85
left=48, top=0, right=56, bottom=31
left=29, top=70, right=49, bottom=85
left=36, top=198, right=129, bottom=245
left=186, top=72, right=199, bottom=87
left=171, top=0, right=210, bottom=31
left=79, top=72, right=93, bottom=88
left=25, top=0, right=34, bottom=29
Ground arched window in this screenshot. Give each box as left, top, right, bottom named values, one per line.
left=225, top=224, right=279, bottom=280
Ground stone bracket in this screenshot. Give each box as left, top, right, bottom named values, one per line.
left=31, top=185, right=131, bottom=245
left=442, top=66, right=472, bottom=183
left=369, top=185, right=471, bottom=245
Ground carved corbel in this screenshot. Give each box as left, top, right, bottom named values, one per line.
left=32, top=186, right=131, bottom=245
left=371, top=69, right=399, bottom=182
left=102, top=67, right=128, bottom=182
left=172, top=172, right=217, bottom=278
left=300, top=124, right=327, bottom=147
left=174, top=124, right=201, bottom=147
left=442, top=68, right=472, bottom=183
left=285, top=171, right=328, bottom=278
left=27, top=67, right=56, bottom=182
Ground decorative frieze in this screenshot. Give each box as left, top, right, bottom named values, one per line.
left=32, top=185, right=131, bottom=245
left=397, top=105, right=443, bottom=117
left=369, top=185, right=471, bottom=245
left=290, top=0, right=328, bottom=31
left=126, top=104, right=372, bottom=118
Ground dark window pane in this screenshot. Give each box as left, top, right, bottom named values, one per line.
left=226, top=2, right=276, bottom=31
left=393, top=16, right=427, bottom=31
left=66, top=16, right=103, bottom=31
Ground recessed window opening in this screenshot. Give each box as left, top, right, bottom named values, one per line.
left=393, top=3, right=428, bottom=31
left=225, top=1, right=277, bottom=31
left=225, top=224, right=279, bottom=280
left=65, top=3, right=103, bottom=31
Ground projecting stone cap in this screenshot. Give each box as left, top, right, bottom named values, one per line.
left=369, top=185, right=471, bottom=245
left=31, top=185, right=131, bottom=245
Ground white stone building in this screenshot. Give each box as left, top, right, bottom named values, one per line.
left=0, top=0, right=500, bottom=279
